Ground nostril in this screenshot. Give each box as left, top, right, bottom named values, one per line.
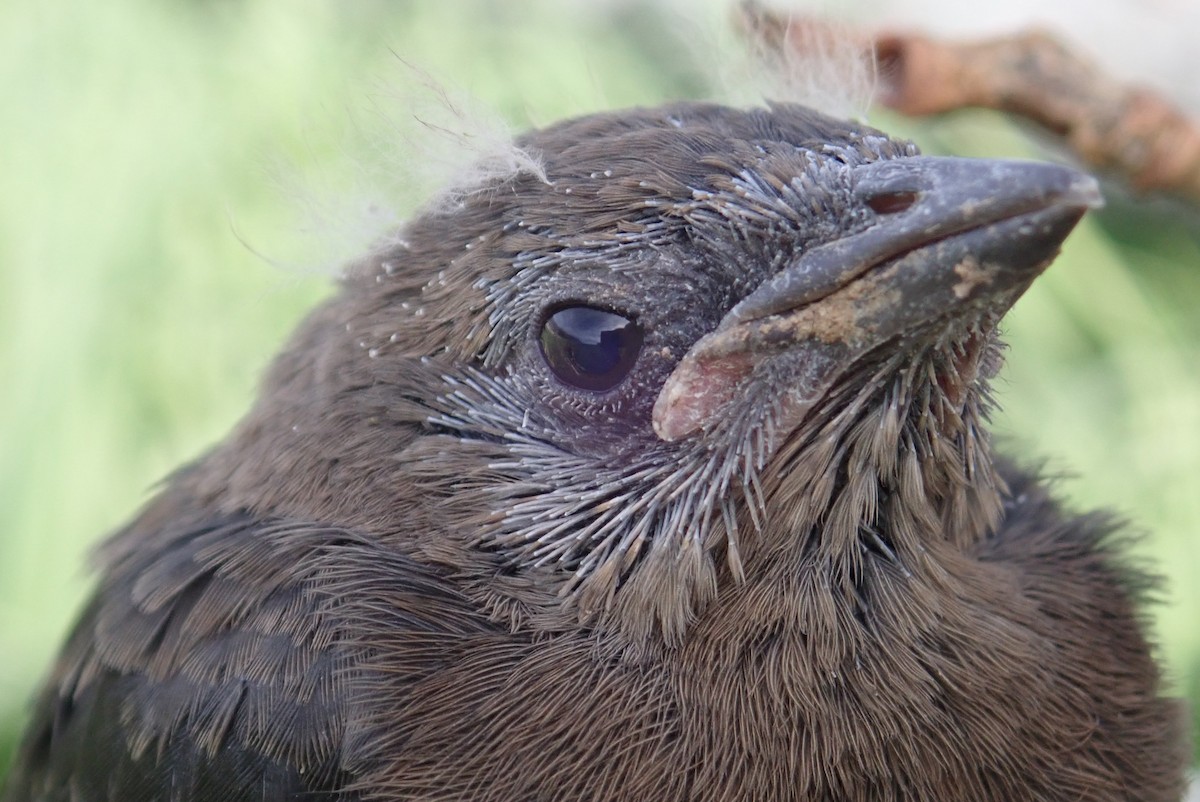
left=867, top=190, right=919, bottom=215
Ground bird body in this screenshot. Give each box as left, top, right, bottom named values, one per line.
left=2, top=102, right=1187, bottom=801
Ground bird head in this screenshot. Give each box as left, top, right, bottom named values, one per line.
left=200, top=102, right=1099, bottom=646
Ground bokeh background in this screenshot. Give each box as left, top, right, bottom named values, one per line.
left=2, top=0, right=1198, bottom=783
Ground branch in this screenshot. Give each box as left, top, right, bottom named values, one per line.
left=737, top=1, right=1200, bottom=204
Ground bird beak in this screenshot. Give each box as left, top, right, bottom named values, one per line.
left=653, top=156, right=1103, bottom=442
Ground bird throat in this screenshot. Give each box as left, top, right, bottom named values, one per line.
left=760, top=338, right=1006, bottom=580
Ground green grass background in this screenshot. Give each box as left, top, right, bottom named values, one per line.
left=2, top=0, right=1198, bottom=781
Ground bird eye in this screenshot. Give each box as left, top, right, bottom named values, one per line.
left=539, top=306, right=644, bottom=392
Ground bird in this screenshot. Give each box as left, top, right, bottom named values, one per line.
left=1, top=100, right=1188, bottom=801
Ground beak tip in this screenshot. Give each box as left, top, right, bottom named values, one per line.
left=1060, top=170, right=1104, bottom=211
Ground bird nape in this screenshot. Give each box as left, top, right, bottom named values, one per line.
left=2, top=102, right=1188, bottom=801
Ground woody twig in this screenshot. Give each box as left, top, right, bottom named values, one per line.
left=738, top=1, right=1200, bottom=204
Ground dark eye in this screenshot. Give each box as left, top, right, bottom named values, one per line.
left=539, top=306, right=644, bottom=392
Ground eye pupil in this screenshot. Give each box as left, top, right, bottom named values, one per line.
left=540, top=306, right=644, bottom=392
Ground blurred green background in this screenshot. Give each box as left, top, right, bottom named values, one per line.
left=2, top=0, right=1198, bottom=783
